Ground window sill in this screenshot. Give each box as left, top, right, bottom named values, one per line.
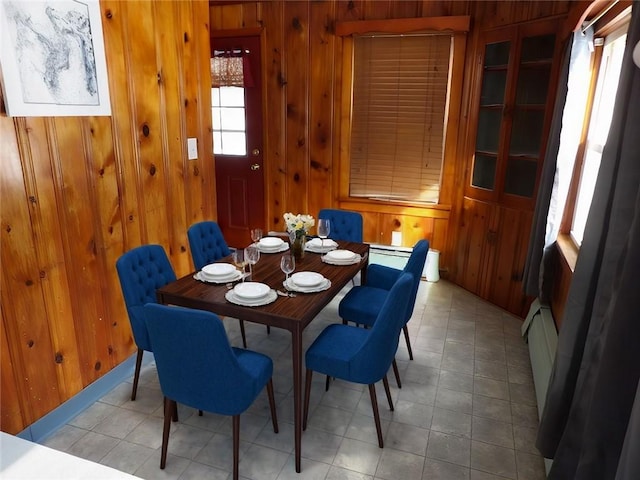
left=556, top=233, right=578, bottom=273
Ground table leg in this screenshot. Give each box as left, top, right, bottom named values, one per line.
left=291, top=326, right=303, bottom=473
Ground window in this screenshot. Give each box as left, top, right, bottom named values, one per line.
left=570, top=28, right=627, bottom=245
left=210, top=51, right=251, bottom=156
left=349, top=34, right=452, bottom=203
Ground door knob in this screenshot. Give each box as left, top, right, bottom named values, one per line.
left=251, top=163, right=260, bottom=171
left=252, top=148, right=260, bottom=156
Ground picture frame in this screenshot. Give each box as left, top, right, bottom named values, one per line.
left=0, top=0, right=111, bottom=117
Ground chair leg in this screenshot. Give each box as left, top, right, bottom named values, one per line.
left=239, top=320, right=247, bottom=348
left=131, top=348, right=144, bottom=401
left=232, top=415, right=240, bottom=480
left=160, top=397, right=175, bottom=469
left=198, top=410, right=203, bottom=416
left=325, top=375, right=331, bottom=391
left=266, top=325, right=271, bottom=334
left=403, top=325, right=413, bottom=360
left=392, top=359, right=402, bottom=389
left=303, top=369, right=313, bottom=431
left=266, top=379, right=279, bottom=433
left=368, top=384, right=384, bottom=448
left=382, top=374, right=394, bottom=411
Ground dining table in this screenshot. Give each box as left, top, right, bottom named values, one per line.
left=155, top=239, right=370, bottom=473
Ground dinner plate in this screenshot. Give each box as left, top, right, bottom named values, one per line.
left=257, top=243, right=289, bottom=253
left=290, top=271, right=325, bottom=287
left=201, top=263, right=236, bottom=277
left=305, top=238, right=338, bottom=253
left=233, top=282, right=271, bottom=299
left=225, top=289, right=278, bottom=306
left=284, top=277, right=331, bottom=293
left=259, top=237, right=284, bottom=248
left=324, top=249, right=356, bottom=261
left=321, top=253, right=362, bottom=266
left=193, top=270, right=243, bottom=284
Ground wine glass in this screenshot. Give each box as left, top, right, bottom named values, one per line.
left=317, top=219, right=331, bottom=249
left=280, top=253, right=295, bottom=285
left=245, top=245, right=260, bottom=280
left=251, top=228, right=263, bottom=245
left=232, top=249, right=247, bottom=281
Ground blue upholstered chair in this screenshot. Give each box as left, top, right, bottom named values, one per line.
left=303, top=273, right=413, bottom=447
left=338, top=239, right=429, bottom=386
left=187, top=220, right=249, bottom=347
left=143, top=303, right=278, bottom=480
left=116, top=244, right=177, bottom=401
left=187, top=221, right=231, bottom=271
left=318, top=208, right=363, bottom=242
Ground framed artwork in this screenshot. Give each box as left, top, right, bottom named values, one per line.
left=0, top=0, right=111, bottom=117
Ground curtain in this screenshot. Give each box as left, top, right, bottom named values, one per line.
left=522, top=28, right=592, bottom=301
left=536, top=6, right=640, bottom=479
left=210, top=50, right=254, bottom=88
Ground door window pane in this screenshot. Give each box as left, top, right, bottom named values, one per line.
left=480, top=71, right=507, bottom=105
left=212, top=86, right=247, bottom=156
left=475, top=108, right=502, bottom=153
left=504, top=158, right=537, bottom=197
left=509, top=109, right=545, bottom=156
left=484, top=41, right=510, bottom=67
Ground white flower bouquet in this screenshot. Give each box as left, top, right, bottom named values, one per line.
left=283, top=212, right=315, bottom=237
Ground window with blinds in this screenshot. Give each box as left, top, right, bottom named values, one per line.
left=350, top=34, right=453, bottom=203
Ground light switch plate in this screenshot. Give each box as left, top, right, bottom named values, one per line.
left=187, top=138, right=198, bottom=160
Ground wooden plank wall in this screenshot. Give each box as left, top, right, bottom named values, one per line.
left=1, top=0, right=571, bottom=434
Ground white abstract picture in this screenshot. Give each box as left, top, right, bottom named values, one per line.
left=0, top=0, right=111, bottom=116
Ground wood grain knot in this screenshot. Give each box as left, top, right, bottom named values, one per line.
left=5, top=225, right=11, bottom=233
left=294, top=172, right=300, bottom=182
left=393, top=219, right=401, bottom=228
left=55, top=353, right=63, bottom=364
left=149, top=164, right=156, bottom=176
left=184, top=32, right=190, bottom=43
left=27, top=340, right=34, bottom=348
left=142, top=124, right=150, bottom=137
left=39, top=271, right=45, bottom=279
left=292, top=17, right=302, bottom=31
left=105, top=9, right=113, bottom=19
left=108, top=346, right=113, bottom=355
left=25, top=279, right=34, bottom=286
left=94, top=361, right=101, bottom=371
left=180, top=245, right=186, bottom=252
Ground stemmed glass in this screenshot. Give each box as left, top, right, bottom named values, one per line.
left=232, top=249, right=247, bottom=282
left=251, top=228, right=263, bottom=245
left=245, top=244, right=260, bottom=281
left=280, top=253, right=295, bottom=285
left=317, top=219, right=331, bottom=249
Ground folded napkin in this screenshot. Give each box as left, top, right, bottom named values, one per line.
left=307, top=238, right=338, bottom=248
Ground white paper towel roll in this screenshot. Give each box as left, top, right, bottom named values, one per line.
left=425, top=249, right=440, bottom=282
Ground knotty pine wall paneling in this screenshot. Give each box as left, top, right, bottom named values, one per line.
left=1, top=0, right=213, bottom=434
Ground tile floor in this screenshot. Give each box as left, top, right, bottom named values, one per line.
left=42, top=279, right=546, bottom=480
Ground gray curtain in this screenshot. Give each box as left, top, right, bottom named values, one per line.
left=537, top=5, right=640, bottom=479
left=522, top=37, right=571, bottom=300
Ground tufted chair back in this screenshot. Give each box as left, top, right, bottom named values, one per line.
left=318, top=208, right=363, bottom=242
left=116, top=244, right=176, bottom=352
left=187, top=221, right=232, bottom=270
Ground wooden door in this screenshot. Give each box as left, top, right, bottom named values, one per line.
left=211, top=34, right=264, bottom=248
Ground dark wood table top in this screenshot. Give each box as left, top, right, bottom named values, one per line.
left=156, top=241, right=370, bottom=331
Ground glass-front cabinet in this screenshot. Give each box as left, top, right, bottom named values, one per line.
left=467, top=20, right=560, bottom=209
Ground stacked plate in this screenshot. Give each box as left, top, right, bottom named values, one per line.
left=284, top=271, right=331, bottom=293
left=256, top=236, right=289, bottom=253
left=226, top=282, right=277, bottom=306
left=322, top=249, right=361, bottom=265
left=305, top=237, right=338, bottom=253
left=196, top=263, right=242, bottom=283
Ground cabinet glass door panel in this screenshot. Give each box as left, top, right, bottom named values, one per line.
left=515, top=68, right=551, bottom=104
left=472, top=154, right=497, bottom=190
left=481, top=71, right=508, bottom=105
left=504, top=158, right=537, bottom=197
left=509, top=109, right=545, bottom=156
left=521, top=34, right=555, bottom=63
left=475, top=109, right=503, bottom=153
left=485, top=41, right=511, bottom=67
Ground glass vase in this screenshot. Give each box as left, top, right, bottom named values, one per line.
left=289, top=231, right=306, bottom=262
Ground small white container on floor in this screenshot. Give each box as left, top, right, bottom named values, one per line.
left=425, top=249, right=440, bottom=282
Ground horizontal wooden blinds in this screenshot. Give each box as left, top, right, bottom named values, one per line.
left=350, top=34, right=452, bottom=203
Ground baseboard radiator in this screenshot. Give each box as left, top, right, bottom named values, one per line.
left=521, top=298, right=558, bottom=473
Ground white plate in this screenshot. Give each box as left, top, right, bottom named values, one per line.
left=306, top=238, right=338, bottom=248
left=257, top=243, right=289, bottom=253
left=290, top=271, right=325, bottom=287
left=201, top=263, right=236, bottom=277
left=194, top=270, right=243, bottom=284
left=325, top=249, right=356, bottom=261
left=225, top=289, right=278, bottom=306
left=259, top=237, right=284, bottom=248
left=233, top=282, right=271, bottom=299
left=284, top=277, right=331, bottom=293
left=321, top=253, right=362, bottom=266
